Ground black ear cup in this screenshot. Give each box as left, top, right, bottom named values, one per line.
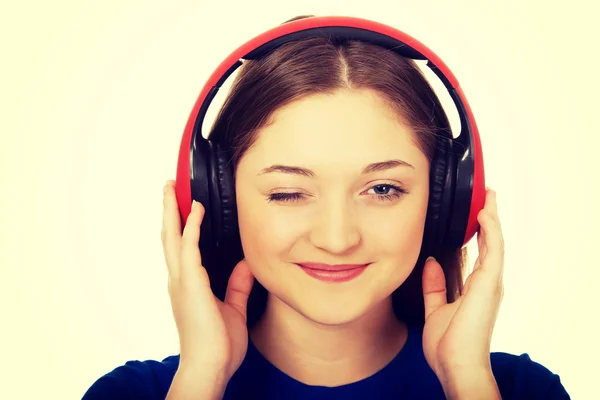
left=189, top=134, right=235, bottom=302
left=211, top=141, right=245, bottom=288
left=193, top=139, right=243, bottom=302
left=437, top=136, right=456, bottom=248
left=422, top=134, right=455, bottom=256
left=190, top=133, right=218, bottom=285
left=211, top=140, right=240, bottom=248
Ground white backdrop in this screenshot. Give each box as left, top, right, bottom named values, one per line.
left=2, top=1, right=598, bottom=398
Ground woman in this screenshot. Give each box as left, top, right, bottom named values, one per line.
left=82, top=15, right=570, bottom=399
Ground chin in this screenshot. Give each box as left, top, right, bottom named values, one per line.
left=293, top=297, right=377, bottom=327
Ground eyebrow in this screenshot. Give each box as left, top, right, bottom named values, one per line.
left=257, top=159, right=415, bottom=178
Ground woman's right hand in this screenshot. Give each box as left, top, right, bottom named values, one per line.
left=161, top=179, right=255, bottom=384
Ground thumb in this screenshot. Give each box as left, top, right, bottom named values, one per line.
left=422, top=256, right=447, bottom=320
left=224, top=259, right=255, bottom=320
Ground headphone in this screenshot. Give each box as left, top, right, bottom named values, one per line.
left=174, top=16, right=486, bottom=301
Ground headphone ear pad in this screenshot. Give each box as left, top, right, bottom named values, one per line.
left=190, top=134, right=223, bottom=296
left=209, top=141, right=244, bottom=300
left=423, top=135, right=454, bottom=255
left=212, top=141, right=241, bottom=247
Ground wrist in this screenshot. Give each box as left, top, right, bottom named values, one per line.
left=439, top=368, right=501, bottom=400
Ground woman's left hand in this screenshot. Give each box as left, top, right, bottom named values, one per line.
left=422, top=188, right=504, bottom=398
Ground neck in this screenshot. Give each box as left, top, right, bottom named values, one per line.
left=249, top=294, right=408, bottom=387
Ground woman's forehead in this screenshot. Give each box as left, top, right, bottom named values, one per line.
left=243, top=90, right=424, bottom=167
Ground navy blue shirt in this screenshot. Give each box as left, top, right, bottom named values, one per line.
left=82, top=324, right=570, bottom=399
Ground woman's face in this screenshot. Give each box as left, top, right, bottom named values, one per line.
left=235, top=89, right=430, bottom=325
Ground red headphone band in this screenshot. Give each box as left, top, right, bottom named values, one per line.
left=175, top=15, right=485, bottom=247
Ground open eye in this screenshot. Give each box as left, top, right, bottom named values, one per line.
left=366, top=184, right=408, bottom=202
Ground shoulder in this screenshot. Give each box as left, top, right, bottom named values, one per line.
left=81, top=354, right=180, bottom=400
left=490, top=352, right=570, bottom=399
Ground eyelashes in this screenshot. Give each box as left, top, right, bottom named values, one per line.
left=266, top=183, right=409, bottom=204
left=267, top=192, right=305, bottom=203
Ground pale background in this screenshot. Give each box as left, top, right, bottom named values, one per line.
left=2, top=0, right=598, bottom=398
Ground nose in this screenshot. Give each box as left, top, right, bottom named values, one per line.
left=308, top=197, right=361, bottom=254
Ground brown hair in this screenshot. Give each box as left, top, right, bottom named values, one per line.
left=208, top=15, right=467, bottom=328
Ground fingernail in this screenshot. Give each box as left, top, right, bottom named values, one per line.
left=426, top=256, right=435, bottom=262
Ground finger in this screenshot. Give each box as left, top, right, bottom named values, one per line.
left=478, top=209, right=504, bottom=260
left=476, top=209, right=505, bottom=282
left=162, top=180, right=182, bottom=277
left=476, top=225, right=487, bottom=262
left=179, top=200, right=211, bottom=288
left=486, top=189, right=501, bottom=226
left=487, top=190, right=504, bottom=276
left=422, top=257, right=447, bottom=320
left=224, top=259, right=255, bottom=320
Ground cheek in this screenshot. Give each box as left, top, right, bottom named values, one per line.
left=236, top=192, right=302, bottom=276
left=365, top=194, right=429, bottom=280
left=237, top=207, right=308, bottom=299
left=376, top=208, right=426, bottom=255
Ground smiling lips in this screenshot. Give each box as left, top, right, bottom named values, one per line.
left=296, top=262, right=371, bottom=283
